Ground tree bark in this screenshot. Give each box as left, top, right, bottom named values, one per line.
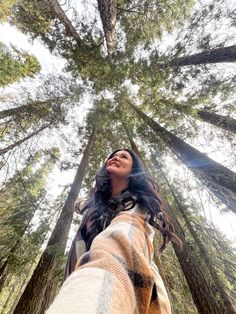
left=0, top=98, right=63, bottom=120
left=171, top=101, right=236, bottom=134
left=165, top=203, right=226, bottom=314
left=97, top=0, right=117, bottom=57
left=44, top=0, right=80, bottom=41
left=0, top=122, right=52, bottom=156
left=168, top=99, right=236, bottom=133
left=13, top=129, right=96, bottom=314
left=170, top=45, right=236, bottom=66
left=197, top=109, right=236, bottom=134
left=129, top=102, right=236, bottom=213
left=153, top=156, right=236, bottom=313
left=0, top=105, right=29, bottom=120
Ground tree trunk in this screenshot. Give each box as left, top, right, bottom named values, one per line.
left=170, top=45, right=236, bottom=66
left=0, top=122, right=52, bottom=156
left=171, top=101, right=236, bottom=134
left=197, top=109, right=236, bottom=134
left=120, top=119, right=143, bottom=158
left=0, top=98, right=63, bottom=120
left=13, top=129, right=96, bottom=314
left=165, top=204, right=225, bottom=314
left=97, top=0, right=117, bottom=57
left=153, top=156, right=236, bottom=313
left=129, top=102, right=236, bottom=213
left=44, top=0, right=80, bottom=40
left=0, top=105, right=29, bottom=120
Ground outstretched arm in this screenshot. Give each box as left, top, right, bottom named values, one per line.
left=46, top=207, right=171, bottom=314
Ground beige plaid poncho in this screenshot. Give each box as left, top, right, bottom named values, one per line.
left=46, top=201, right=172, bottom=314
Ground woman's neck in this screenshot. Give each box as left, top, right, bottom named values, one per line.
left=110, top=177, right=128, bottom=198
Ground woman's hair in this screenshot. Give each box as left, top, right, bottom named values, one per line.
left=80, top=149, right=181, bottom=251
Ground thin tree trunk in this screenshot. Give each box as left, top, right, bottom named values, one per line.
left=197, top=110, right=236, bottom=134
left=0, top=97, right=63, bottom=120
left=127, top=134, right=141, bottom=158
left=152, top=155, right=236, bottom=313
left=0, top=122, right=52, bottom=156
left=44, top=0, right=80, bottom=41
left=171, top=101, right=236, bottom=134
left=120, top=119, right=142, bottom=158
left=97, top=0, right=117, bottom=57
left=129, top=102, right=236, bottom=213
left=0, top=105, right=29, bottom=120
left=13, top=129, right=96, bottom=314
left=170, top=45, right=236, bottom=66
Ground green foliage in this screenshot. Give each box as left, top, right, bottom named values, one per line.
left=0, top=148, right=60, bottom=265
left=0, top=98, right=64, bottom=142
left=151, top=158, right=236, bottom=310
left=118, top=0, right=194, bottom=55
left=0, top=0, right=16, bottom=22
left=157, top=238, right=198, bottom=313
left=10, top=0, right=52, bottom=36
left=0, top=42, right=40, bottom=87
left=1, top=0, right=236, bottom=312
left=6, top=0, right=196, bottom=91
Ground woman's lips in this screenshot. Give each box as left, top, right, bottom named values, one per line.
left=108, top=162, right=119, bottom=167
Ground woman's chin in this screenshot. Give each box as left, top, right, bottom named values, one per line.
left=107, top=165, right=119, bottom=172
left=107, top=168, right=120, bottom=176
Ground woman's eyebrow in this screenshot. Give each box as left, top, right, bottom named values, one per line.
left=117, top=152, right=129, bottom=157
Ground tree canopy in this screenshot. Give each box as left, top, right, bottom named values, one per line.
left=0, top=42, right=40, bottom=87
left=0, top=0, right=236, bottom=313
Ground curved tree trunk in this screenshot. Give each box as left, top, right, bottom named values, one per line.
left=153, top=156, right=236, bottom=313
left=197, top=109, right=236, bottom=134
left=170, top=45, right=236, bottom=66
left=13, top=129, right=96, bottom=314
left=129, top=102, right=236, bottom=213
left=44, top=0, right=80, bottom=40
left=97, top=0, right=117, bottom=57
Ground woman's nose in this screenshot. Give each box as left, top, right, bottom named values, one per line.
left=112, top=155, right=120, bottom=162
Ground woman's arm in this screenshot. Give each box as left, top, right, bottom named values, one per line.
left=46, top=207, right=171, bottom=314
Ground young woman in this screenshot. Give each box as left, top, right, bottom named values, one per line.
left=47, top=149, right=180, bottom=314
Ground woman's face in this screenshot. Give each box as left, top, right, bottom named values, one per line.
left=106, top=150, right=133, bottom=179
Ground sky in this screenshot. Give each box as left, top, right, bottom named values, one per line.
left=0, top=23, right=66, bottom=74
left=0, top=14, right=235, bottom=247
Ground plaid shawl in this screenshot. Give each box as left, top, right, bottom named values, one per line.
left=64, top=198, right=89, bottom=279
left=48, top=201, right=172, bottom=314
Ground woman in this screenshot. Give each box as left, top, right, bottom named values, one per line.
left=47, top=149, right=180, bottom=314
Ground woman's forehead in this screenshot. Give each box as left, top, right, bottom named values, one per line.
left=109, top=150, right=132, bottom=158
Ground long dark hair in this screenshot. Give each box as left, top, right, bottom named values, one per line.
left=80, top=149, right=181, bottom=251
